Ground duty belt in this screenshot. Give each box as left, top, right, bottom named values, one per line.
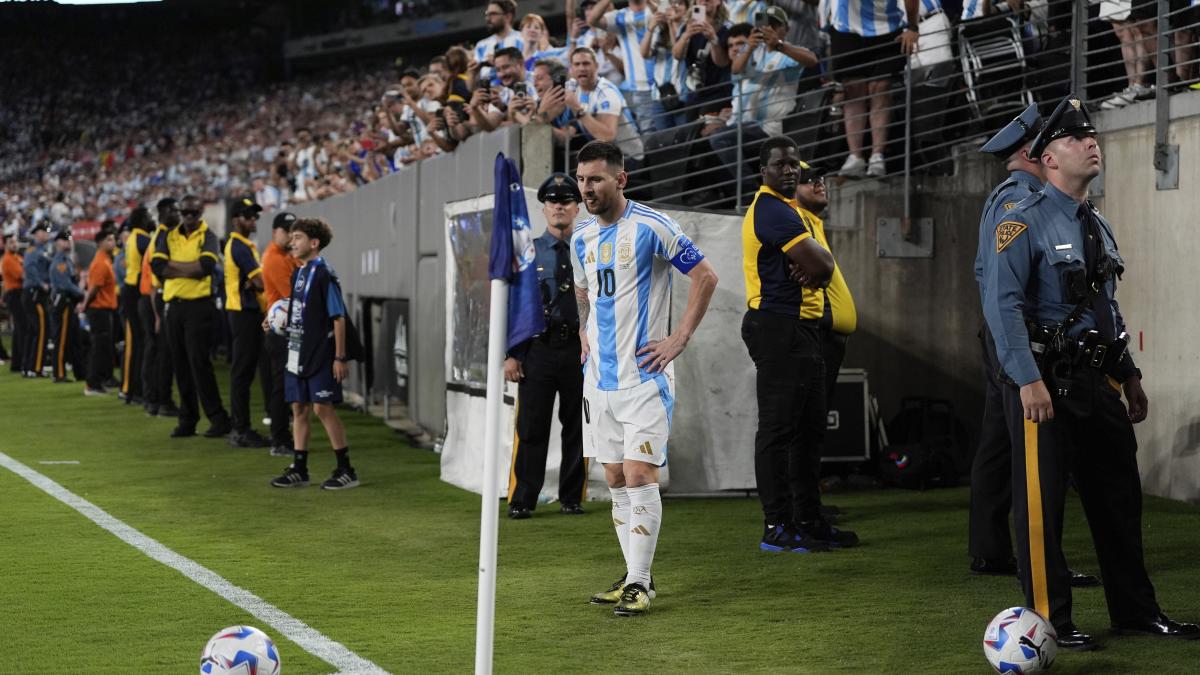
left=538, top=322, right=579, bottom=346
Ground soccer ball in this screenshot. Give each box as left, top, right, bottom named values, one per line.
left=200, top=625, right=282, bottom=675
left=983, top=607, right=1057, bottom=674
left=267, top=299, right=290, bottom=336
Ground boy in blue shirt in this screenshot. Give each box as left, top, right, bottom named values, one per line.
left=269, top=218, right=358, bottom=490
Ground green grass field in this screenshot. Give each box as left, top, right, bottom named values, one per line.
left=2, top=362, right=1199, bottom=674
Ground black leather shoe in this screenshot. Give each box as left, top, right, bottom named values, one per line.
left=203, top=420, right=233, bottom=438
left=970, top=557, right=1018, bottom=576
left=158, top=402, right=181, bottom=417
left=560, top=503, right=585, bottom=515
left=1068, top=568, right=1101, bottom=587
left=1112, top=613, right=1200, bottom=640
left=1056, top=624, right=1099, bottom=651
left=508, top=505, right=532, bottom=520
left=170, top=426, right=197, bottom=438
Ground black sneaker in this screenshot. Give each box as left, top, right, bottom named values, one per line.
left=321, top=467, right=359, bottom=490
left=560, top=503, right=585, bottom=515
left=203, top=420, right=233, bottom=438
left=228, top=429, right=270, bottom=448
left=801, top=519, right=859, bottom=548
left=269, top=444, right=293, bottom=457
left=170, top=425, right=197, bottom=438
left=157, top=402, right=181, bottom=417
left=145, top=403, right=159, bottom=416
left=760, top=524, right=830, bottom=553
left=270, top=465, right=310, bottom=488
left=508, top=505, right=532, bottom=519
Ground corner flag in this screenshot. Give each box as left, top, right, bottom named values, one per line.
left=489, top=153, right=545, bottom=349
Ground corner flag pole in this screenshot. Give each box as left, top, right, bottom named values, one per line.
left=475, top=277, right=509, bottom=675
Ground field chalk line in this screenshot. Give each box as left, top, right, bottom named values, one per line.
left=0, top=451, right=389, bottom=675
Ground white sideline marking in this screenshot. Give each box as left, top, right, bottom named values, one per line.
left=0, top=451, right=388, bottom=675
left=38, top=460, right=80, bottom=465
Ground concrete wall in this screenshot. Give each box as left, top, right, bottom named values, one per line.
left=1090, top=92, right=1200, bottom=502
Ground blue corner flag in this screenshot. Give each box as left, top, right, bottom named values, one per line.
left=489, top=153, right=545, bottom=350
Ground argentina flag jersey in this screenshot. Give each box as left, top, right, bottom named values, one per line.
left=571, top=200, right=704, bottom=392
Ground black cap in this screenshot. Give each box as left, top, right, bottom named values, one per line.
left=981, top=102, right=1043, bottom=159
left=799, top=161, right=826, bottom=184
left=32, top=222, right=52, bottom=233
left=231, top=196, right=263, bottom=219
left=54, top=229, right=72, bottom=241
left=1030, top=94, right=1096, bottom=158
left=272, top=211, right=297, bottom=231
left=537, top=172, right=582, bottom=203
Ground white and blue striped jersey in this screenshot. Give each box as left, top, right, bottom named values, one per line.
left=730, top=45, right=803, bottom=136
left=577, top=79, right=646, bottom=160
left=830, top=0, right=908, bottom=36
left=603, top=6, right=656, bottom=92
left=960, top=0, right=984, bottom=20
left=473, top=31, right=526, bottom=65
left=729, top=0, right=770, bottom=25
left=571, top=200, right=705, bottom=391
left=650, top=24, right=688, bottom=101
left=920, top=0, right=943, bottom=17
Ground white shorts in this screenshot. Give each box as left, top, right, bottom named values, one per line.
left=582, top=374, right=675, bottom=466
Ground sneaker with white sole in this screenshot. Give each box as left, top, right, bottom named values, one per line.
left=1100, top=86, right=1136, bottom=110
left=270, top=465, right=309, bottom=488
left=840, top=153, right=866, bottom=177
left=867, top=153, right=886, bottom=177
left=321, top=467, right=359, bottom=490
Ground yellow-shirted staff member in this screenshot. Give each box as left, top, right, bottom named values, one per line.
left=119, top=206, right=155, bottom=404
left=136, top=199, right=181, bottom=417
left=149, top=194, right=231, bottom=439
left=223, top=197, right=271, bottom=448
left=740, top=136, right=858, bottom=553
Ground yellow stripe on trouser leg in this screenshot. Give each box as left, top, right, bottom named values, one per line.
left=34, top=304, right=46, bottom=372
left=507, top=401, right=520, bottom=504
left=1024, top=418, right=1050, bottom=619
left=122, top=320, right=133, bottom=392
left=57, top=307, right=69, bottom=379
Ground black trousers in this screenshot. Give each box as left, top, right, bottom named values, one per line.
left=263, top=331, right=291, bottom=446
left=742, top=309, right=827, bottom=526
left=138, top=294, right=173, bottom=406
left=119, top=285, right=143, bottom=399
left=53, top=298, right=86, bottom=381
left=508, top=337, right=586, bottom=510
left=85, top=307, right=115, bottom=389
left=1004, top=366, right=1160, bottom=629
left=228, top=309, right=265, bottom=433
left=5, top=289, right=26, bottom=372
left=21, top=287, right=48, bottom=374
left=969, top=325, right=1015, bottom=560
left=166, top=297, right=229, bottom=430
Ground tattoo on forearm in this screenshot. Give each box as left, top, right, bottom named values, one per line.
left=575, top=287, right=590, bottom=326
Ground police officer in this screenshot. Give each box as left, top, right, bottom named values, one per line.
left=150, top=194, right=232, bottom=439
left=982, top=94, right=1200, bottom=650
left=21, top=223, right=52, bottom=378
left=49, top=229, right=86, bottom=383
left=969, top=104, right=1101, bottom=586
left=504, top=173, right=588, bottom=520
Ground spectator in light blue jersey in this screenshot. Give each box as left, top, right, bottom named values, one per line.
left=587, top=0, right=661, bottom=133
left=640, top=0, right=690, bottom=130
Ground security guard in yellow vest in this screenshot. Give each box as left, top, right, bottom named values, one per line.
left=150, top=194, right=231, bottom=439
left=119, top=206, right=154, bottom=403
left=224, top=197, right=271, bottom=448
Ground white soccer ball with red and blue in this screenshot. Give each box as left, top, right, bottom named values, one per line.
left=983, top=607, right=1057, bottom=674
left=267, top=299, right=290, bottom=336
left=200, top=625, right=282, bottom=675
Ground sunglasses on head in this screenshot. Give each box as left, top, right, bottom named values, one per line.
left=180, top=209, right=202, bottom=217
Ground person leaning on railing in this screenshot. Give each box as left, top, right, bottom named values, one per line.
left=562, top=47, right=647, bottom=170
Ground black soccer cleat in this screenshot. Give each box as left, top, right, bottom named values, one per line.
left=321, top=467, right=359, bottom=490
left=270, top=465, right=310, bottom=488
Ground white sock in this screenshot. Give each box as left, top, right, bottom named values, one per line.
left=609, top=486, right=631, bottom=568
left=625, top=483, right=662, bottom=589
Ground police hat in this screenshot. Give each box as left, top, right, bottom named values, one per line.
left=231, top=196, right=263, bottom=219
left=1029, top=94, right=1096, bottom=158
left=272, top=211, right=298, bottom=230
left=54, top=228, right=72, bottom=241
left=980, top=102, right=1043, bottom=159
left=537, top=172, right=582, bottom=203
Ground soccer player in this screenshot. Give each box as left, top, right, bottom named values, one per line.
left=572, top=140, right=719, bottom=616
left=270, top=218, right=359, bottom=491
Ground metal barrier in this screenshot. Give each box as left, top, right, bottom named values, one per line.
left=550, top=0, right=1200, bottom=213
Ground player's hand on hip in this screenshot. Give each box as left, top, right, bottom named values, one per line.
left=503, top=357, right=524, bottom=382
left=1123, top=375, right=1149, bottom=423
left=637, top=334, right=687, bottom=373
left=333, top=360, right=348, bottom=383
left=1020, top=380, right=1054, bottom=423
left=579, top=330, right=591, bottom=365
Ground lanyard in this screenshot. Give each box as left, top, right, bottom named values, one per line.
left=290, top=257, right=323, bottom=331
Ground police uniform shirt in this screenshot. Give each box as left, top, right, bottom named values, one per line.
left=23, top=242, right=51, bottom=289
left=151, top=221, right=219, bottom=302
left=803, top=207, right=857, bottom=335
left=983, top=183, right=1129, bottom=386
left=50, top=250, right=83, bottom=299
left=223, top=232, right=266, bottom=313
left=535, top=230, right=579, bottom=326
left=742, top=184, right=825, bottom=320
left=973, top=169, right=1043, bottom=298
